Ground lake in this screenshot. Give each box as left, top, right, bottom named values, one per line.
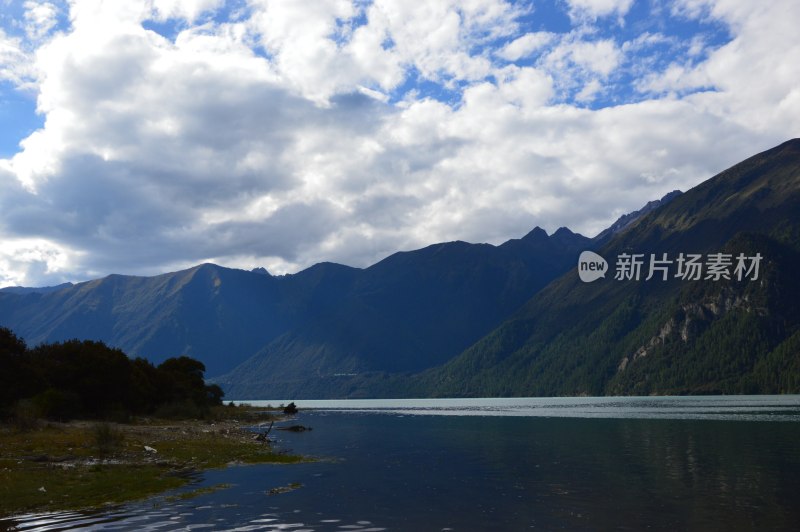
left=4, top=395, right=800, bottom=531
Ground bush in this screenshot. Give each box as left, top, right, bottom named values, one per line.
left=33, top=389, right=83, bottom=421
left=93, top=422, right=124, bottom=457
left=10, top=399, right=40, bottom=432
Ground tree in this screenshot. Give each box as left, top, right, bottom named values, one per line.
left=0, top=327, right=35, bottom=410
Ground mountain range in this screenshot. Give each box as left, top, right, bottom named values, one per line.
left=2, top=139, right=799, bottom=398
left=0, top=222, right=591, bottom=382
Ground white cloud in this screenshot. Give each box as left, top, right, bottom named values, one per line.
left=0, top=27, right=35, bottom=88
left=556, top=38, right=621, bottom=77
left=566, top=0, right=634, bottom=20
left=537, top=35, right=622, bottom=101
left=244, top=0, right=523, bottom=103
left=497, top=31, right=555, bottom=61
left=152, top=0, right=224, bottom=22
left=1, top=0, right=799, bottom=287
left=23, top=1, right=59, bottom=40
left=575, top=78, right=602, bottom=102
left=370, top=0, right=520, bottom=83
left=246, top=0, right=362, bottom=102
left=497, top=66, right=554, bottom=108
left=670, top=0, right=714, bottom=20
left=0, top=236, right=81, bottom=287
left=641, top=1, right=800, bottom=133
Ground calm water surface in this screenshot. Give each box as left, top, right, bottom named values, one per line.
left=4, top=396, right=800, bottom=531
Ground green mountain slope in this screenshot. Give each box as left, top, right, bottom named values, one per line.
left=416, top=138, right=800, bottom=397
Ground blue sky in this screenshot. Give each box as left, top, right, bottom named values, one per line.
left=0, top=0, right=798, bottom=287
left=0, top=82, right=42, bottom=157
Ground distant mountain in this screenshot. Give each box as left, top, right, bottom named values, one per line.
left=0, top=265, right=294, bottom=377
left=0, top=283, right=74, bottom=295
left=411, top=139, right=800, bottom=397
left=593, top=190, right=682, bottom=243
left=0, top=227, right=590, bottom=383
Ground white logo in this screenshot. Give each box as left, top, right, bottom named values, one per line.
left=578, top=251, right=608, bottom=283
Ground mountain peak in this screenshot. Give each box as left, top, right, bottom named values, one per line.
left=521, top=226, right=549, bottom=241
left=552, top=227, right=576, bottom=240
left=550, top=226, right=591, bottom=251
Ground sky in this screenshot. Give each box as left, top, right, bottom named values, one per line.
left=0, top=0, right=798, bottom=288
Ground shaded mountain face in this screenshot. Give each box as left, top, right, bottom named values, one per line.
left=0, top=264, right=295, bottom=377
left=217, top=229, right=591, bottom=397
left=0, top=228, right=590, bottom=383
left=416, top=139, right=800, bottom=397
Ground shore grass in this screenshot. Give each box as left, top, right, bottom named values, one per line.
left=0, top=406, right=305, bottom=518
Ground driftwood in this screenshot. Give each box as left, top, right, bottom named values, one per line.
left=283, top=402, right=298, bottom=415
left=254, top=421, right=274, bottom=442
left=276, top=425, right=312, bottom=432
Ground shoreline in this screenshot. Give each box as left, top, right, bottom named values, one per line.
left=0, top=407, right=306, bottom=518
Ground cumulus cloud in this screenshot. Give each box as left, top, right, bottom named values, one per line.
left=497, top=31, right=555, bottom=61
left=0, top=0, right=799, bottom=287
left=549, top=37, right=621, bottom=77
left=0, top=237, right=81, bottom=287
left=245, top=0, right=523, bottom=103
left=642, top=1, right=800, bottom=132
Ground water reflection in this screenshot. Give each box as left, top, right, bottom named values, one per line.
left=2, top=506, right=388, bottom=531
left=3, top=397, right=800, bottom=531
left=243, top=395, right=800, bottom=420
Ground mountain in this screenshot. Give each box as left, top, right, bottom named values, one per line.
left=217, top=228, right=591, bottom=397
left=0, top=264, right=295, bottom=377
left=7, top=140, right=795, bottom=400
left=0, top=228, right=590, bottom=383
left=0, top=283, right=74, bottom=295
left=412, top=139, right=800, bottom=397
left=593, top=190, right=682, bottom=243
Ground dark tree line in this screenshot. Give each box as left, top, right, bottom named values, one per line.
left=0, top=326, right=223, bottom=421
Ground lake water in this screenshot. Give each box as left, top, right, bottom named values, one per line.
left=4, top=396, right=800, bottom=531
